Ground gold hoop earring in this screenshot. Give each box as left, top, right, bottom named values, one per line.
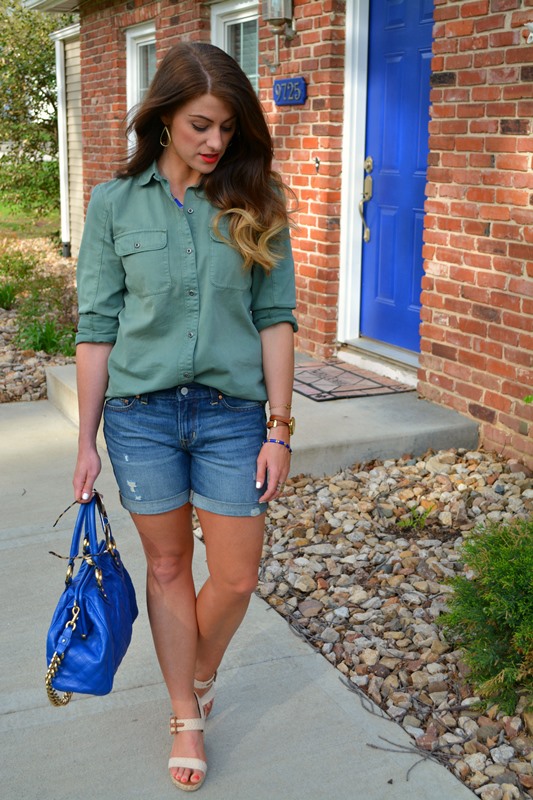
left=159, top=125, right=171, bottom=148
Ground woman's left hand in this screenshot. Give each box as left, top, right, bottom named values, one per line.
left=256, top=438, right=291, bottom=502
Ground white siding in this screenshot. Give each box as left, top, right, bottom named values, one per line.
left=64, top=38, right=83, bottom=256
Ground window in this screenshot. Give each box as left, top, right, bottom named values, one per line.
left=211, top=1, right=259, bottom=91
left=126, top=22, right=156, bottom=113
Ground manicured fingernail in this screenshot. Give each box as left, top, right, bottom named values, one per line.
left=256, top=481, right=262, bottom=489
left=82, top=492, right=90, bottom=500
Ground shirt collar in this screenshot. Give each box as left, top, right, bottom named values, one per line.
left=135, top=162, right=203, bottom=196
left=136, top=161, right=162, bottom=187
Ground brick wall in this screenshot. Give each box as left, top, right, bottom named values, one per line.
left=79, top=0, right=345, bottom=360
left=420, top=0, right=533, bottom=467
left=261, top=0, right=346, bottom=358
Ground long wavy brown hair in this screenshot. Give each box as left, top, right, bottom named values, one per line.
left=118, top=41, right=292, bottom=272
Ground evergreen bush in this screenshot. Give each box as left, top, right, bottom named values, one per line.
left=439, top=517, right=533, bottom=714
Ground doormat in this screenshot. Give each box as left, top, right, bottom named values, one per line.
left=293, top=360, right=415, bottom=402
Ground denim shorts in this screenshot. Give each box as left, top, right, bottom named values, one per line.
left=103, top=384, right=268, bottom=517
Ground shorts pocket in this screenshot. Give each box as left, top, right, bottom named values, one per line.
left=104, top=396, right=138, bottom=412
left=219, top=394, right=265, bottom=412
left=114, top=229, right=170, bottom=296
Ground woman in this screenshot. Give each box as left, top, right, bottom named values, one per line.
left=72, top=42, right=297, bottom=792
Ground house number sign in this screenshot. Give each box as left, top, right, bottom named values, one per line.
left=273, top=77, right=307, bottom=106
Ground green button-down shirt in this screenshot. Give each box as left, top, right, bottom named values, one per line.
left=76, top=163, right=298, bottom=400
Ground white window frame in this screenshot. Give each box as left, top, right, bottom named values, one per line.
left=211, top=0, right=259, bottom=89
left=126, top=22, right=156, bottom=114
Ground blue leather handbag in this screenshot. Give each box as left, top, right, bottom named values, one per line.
left=45, top=492, right=138, bottom=706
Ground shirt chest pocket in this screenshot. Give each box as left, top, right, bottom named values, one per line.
left=209, top=223, right=251, bottom=292
left=114, top=230, right=170, bottom=297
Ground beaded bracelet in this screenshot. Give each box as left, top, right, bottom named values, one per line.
left=263, top=438, right=293, bottom=454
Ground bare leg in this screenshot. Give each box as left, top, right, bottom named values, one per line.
left=131, top=504, right=205, bottom=788
left=194, top=509, right=265, bottom=697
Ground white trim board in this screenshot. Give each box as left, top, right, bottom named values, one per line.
left=338, top=0, right=369, bottom=345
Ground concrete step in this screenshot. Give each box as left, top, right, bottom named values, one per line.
left=46, top=364, right=479, bottom=477
left=46, top=363, right=105, bottom=449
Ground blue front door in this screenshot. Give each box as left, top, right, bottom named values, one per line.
left=359, top=0, right=433, bottom=353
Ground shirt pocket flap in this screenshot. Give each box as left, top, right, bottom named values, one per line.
left=114, top=230, right=167, bottom=256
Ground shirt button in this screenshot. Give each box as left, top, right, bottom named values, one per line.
left=188, top=290, right=196, bottom=297
left=187, top=331, right=195, bottom=338
left=187, top=208, right=194, bottom=214
left=183, top=372, right=191, bottom=378
left=180, top=387, right=189, bottom=396
left=186, top=248, right=193, bottom=254
left=134, top=242, right=141, bottom=249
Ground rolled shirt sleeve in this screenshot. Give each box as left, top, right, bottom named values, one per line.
left=75, top=183, right=126, bottom=344
left=251, top=228, right=298, bottom=333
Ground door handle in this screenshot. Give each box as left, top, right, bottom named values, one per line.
left=359, top=156, right=373, bottom=243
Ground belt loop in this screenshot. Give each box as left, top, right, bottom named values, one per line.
left=209, top=387, right=221, bottom=406
left=138, top=394, right=148, bottom=405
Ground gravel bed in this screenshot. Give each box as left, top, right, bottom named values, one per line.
left=260, top=449, right=533, bottom=799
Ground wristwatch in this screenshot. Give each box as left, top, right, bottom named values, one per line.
left=266, top=415, right=296, bottom=435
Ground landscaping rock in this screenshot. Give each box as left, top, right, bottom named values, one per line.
left=259, top=448, right=533, bottom=797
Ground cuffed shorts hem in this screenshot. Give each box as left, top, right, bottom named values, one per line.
left=191, top=490, right=267, bottom=518
left=118, top=488, right=191, bottom=516
left=118, top=488, right=267, bottom=518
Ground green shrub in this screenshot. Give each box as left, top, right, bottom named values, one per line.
left=0, top=249, right=38, bottom=309
left=16, top=317, right=75, bottom=356
left=0, top=249, right=38, bottom=280
left=439, top=517, right=533, bottom=713
left=17, top=274, right=70, bottom=319
left=0, top=244, right=77, bottom=357
left=0, top=282, right=18, bottom=309
left=16, top=277, right=77, bottom=356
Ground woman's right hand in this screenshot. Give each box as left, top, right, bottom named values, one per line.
left=73, top=343, right=113, bottom=502
left=73, top=445, right=102, bottom=502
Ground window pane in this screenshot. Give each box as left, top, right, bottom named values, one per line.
left=228, top=23, right=242, bottom=62
left=138, top=42, right=156, bottom=100
left=241, top=20, right=257, bottom=82
left=227, top=19, right=258, bottom=91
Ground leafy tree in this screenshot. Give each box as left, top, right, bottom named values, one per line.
left=0, top=0, right=74, bottom=212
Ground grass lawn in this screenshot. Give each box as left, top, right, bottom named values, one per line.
left=0, top=201, right=60, bottom=240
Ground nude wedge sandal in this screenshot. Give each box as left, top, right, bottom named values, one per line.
left=168, top=694, right=207, bottom=792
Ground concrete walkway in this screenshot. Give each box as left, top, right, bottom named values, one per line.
left=1, top=392, right=478, bottom=799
